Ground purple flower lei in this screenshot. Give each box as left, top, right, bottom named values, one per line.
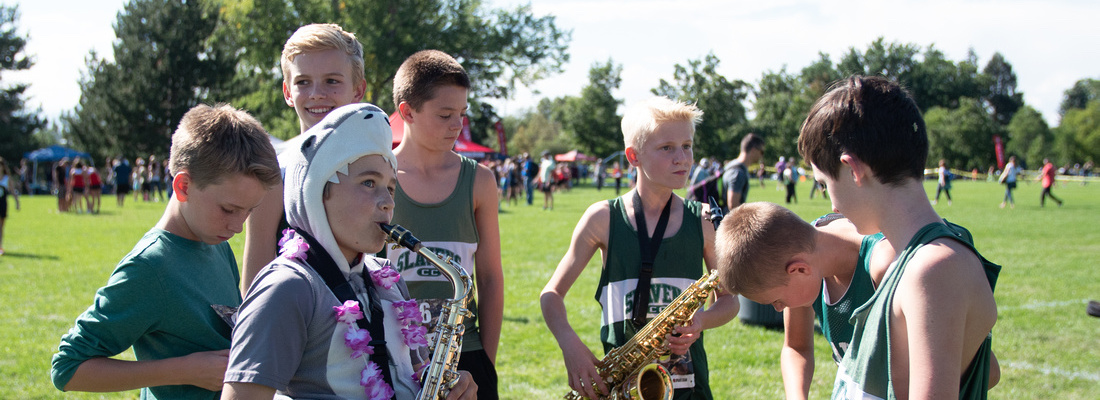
left=333, top=300, right=392, bottom=399
left=334, top=297, right=428, bottom=397
left=278, top=228, right=309, bottom=260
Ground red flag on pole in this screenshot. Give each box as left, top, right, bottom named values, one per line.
left=494, top=120, right=507, bottom=156
left=993, top=135, right=1005, bottom=169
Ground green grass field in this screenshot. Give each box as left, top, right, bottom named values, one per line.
left=2, top=178, right=1097, bottom=399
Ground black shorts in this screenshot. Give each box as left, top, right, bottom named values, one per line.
left=72, top=187, right=86, bottom=195
left=116, top=184, right=131, bottom=195
left=456, top=348, right=499, bottom=400
left=1005, top=181, right=1017, bottom=190
left=0, top=195, right=8, bottom=218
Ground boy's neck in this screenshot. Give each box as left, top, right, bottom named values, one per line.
left=813, top=228, right=862, bottom=280
left=869, top=179, right=943, bottom=255
left=632, top=178, right=677, bottom=214
left=155, top=197, right=196, bottom=241
left=393, top=139, right=459, bottom=172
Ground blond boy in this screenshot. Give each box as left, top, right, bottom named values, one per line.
left=52, top=104, right=281, bottom=399
left=541, top=96, right=738, bottom=400
left=242, top=23, right=367, bottom=291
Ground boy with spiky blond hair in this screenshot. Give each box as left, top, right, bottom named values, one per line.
left=242, top=23, right=368, bottom=292
left=541, top=96, right=738, bottom=400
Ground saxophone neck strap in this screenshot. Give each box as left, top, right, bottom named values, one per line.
left=293, top=228, right=396, bottom=398
left=630, top=191, right=673, bottom=329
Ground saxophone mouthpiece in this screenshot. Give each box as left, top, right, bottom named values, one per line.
left=378, top=222, right=423, bottom=252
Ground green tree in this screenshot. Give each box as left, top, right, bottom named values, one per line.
left=652, top=52, right=750, bottom=160
left=1005, top=106, right=1052, bottom=169
left=0, top=5, right=45, bottom=162
left=925, top=97, right=1002, bottom=171
left=751, top=67, right=813, bottom=161
left=1059, top=78, right=1100, bottom=116
left=907, top=46, right=988, bottom=112
left=799, top=52, right=841, bottom=97
left=1057, top=101, right=1100, bottom=163
left=562, top=60, right=622, bottom=158
left=214, top=0, right=571, bottom=140
left=837, top=37, right=920, bottom=83
left=507, top=107, right=568, bottom=157
left=64, top=0, right=236, bottom=162
left=983, top=52, right=1024, bottom=126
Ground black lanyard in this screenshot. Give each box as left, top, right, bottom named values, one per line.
left=630, top=190, right=673, bottom=329
left=294, top=229, right=395, bottom=398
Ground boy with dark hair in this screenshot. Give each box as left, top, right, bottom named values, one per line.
left=51, top=104, right=281, bottom=399
left=798, top=75, right=999, bottom=399
left=387, top=49, right=503, bottom=399
left=242, top=23, right=368, bottom=291
left=221, top=103, right=476, bottom=400
left=541, top=96, right=738, bottom=400
left=715, top=203, right=999, bottom=399
left=723, top=133, right=765, bottom=209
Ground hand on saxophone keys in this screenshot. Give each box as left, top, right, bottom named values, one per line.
left=442, top=371, right=477, bottom=400
left=666, top=318, right=704, bottom=355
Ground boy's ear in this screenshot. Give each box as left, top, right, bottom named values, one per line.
left=353, top=79, right=367, bottom=102
left=625, top=147, right=640, bottom=166
left=398, top=102, right=414, bottom=124
left=785, top=259, right=812, bottom=276
left=283, top=81, right=294, bottom=107
left=840, top=153, right=868, bottom=186
left=172, top=171, right=192, bottom=202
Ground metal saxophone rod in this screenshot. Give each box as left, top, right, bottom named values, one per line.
left=379, top=223, right=474, bottom=400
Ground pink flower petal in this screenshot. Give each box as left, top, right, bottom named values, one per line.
left=370, top=266, right=401, bottom=289
left=334, top=300, right=364, bottom=324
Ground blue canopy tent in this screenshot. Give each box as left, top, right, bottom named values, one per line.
left=23, top=145, right=92, bottom=194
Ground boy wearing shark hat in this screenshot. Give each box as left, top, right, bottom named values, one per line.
left=222, top=103, right=476, bottom=400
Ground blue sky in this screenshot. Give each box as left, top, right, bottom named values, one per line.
left=9, top=0, right=1100, bottom=126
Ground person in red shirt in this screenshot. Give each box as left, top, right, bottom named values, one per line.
left=1038, top=158, right=1064, bottom=207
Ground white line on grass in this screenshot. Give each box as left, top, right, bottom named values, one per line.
left=1004, top=361, right=1100, bottom=382
left=997, top=299, right=1088, bottom=312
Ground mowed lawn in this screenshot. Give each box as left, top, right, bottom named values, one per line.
left=2, top=177, right=1097, bottom=399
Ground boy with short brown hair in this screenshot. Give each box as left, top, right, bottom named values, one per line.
left=386, top=49, right=503, bottom=399
left=51, top=104, right=280, bottom=399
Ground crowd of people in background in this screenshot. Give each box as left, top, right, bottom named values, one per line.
left=13, top=154, right=177, bottom=215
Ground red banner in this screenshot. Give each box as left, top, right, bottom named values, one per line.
left=461, top=115, right=472, bottom=143
left=494, top=120, right=507, bottom=156
left=993, top=135, right=1005, bottom=169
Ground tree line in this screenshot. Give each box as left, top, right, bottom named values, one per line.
left=511, top=38, right=1099, bottom=171
left=1, top=1, right=1098, bottom=173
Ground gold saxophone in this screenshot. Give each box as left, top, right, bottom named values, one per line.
left=565, top=270, right=721, bottom=400
left=379, top=223, right=473, bottom=400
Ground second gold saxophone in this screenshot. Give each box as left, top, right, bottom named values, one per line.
left=380, top=223, right=474, bottom=400
left=565, top=270, right=721, bottom=400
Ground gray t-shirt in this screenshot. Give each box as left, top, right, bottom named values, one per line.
left=722, top=160, right=749, bottom=205
left=225, top=256, right=427, bottom=399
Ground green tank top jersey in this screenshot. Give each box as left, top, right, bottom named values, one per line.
left=598, top=196, right=712, bottom=400
left=386, top=156, right=482, bottom=352
left=832, top=222, right=1001, bottom=400
left=811, top=228, right=884, bottom=363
